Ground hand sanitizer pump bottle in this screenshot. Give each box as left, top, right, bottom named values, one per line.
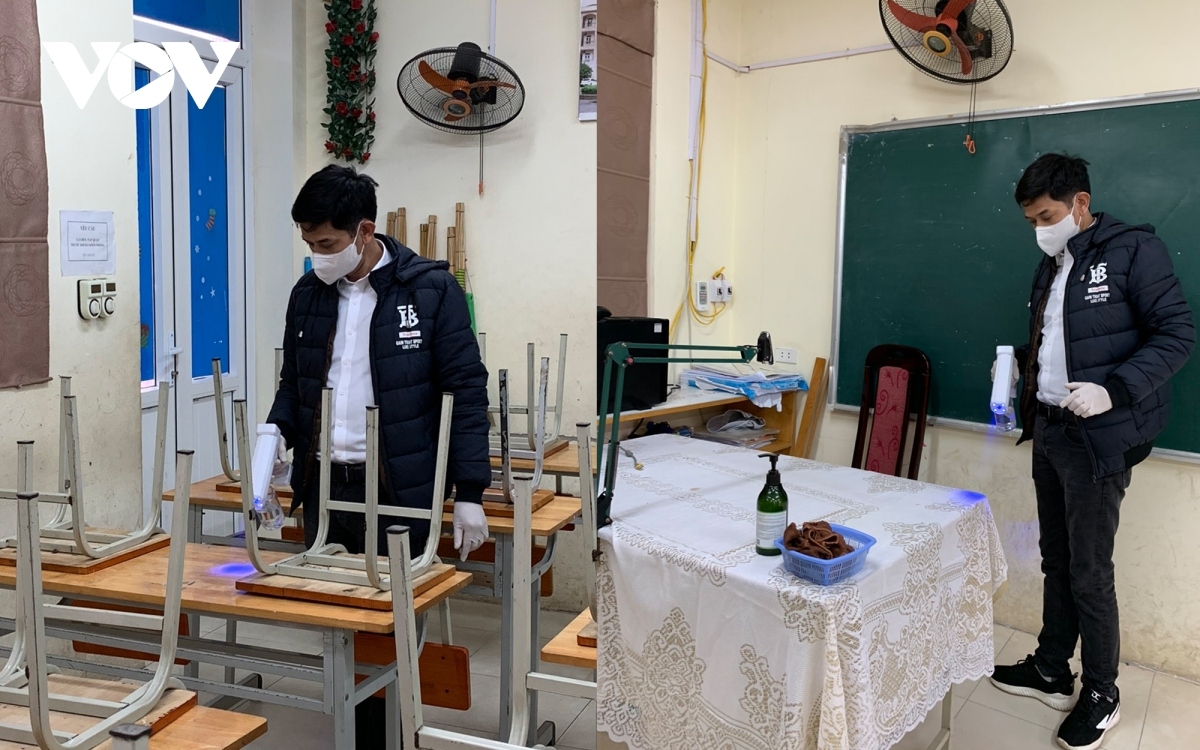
left=756, top=453, right=788, bottom=556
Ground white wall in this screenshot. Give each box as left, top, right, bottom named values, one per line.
left=652, top=0, right=1200, bottom=679
left=301, top=0, right=597, bottom=609
left=0, top=0, right=144, bottom=535
left=248, top=0, right=303, bottom=421
left=648, top=0, right=741, bottom=349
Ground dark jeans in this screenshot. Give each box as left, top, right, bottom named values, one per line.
left=1031, top=415, right=1131, bottom=697
left=298, top=471, right=429, bottom=749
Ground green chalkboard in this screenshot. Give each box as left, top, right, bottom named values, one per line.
left=836, top=96, right=1200, bottom=454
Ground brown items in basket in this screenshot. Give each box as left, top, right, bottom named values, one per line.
left=783, top=521, right=854, bottom=560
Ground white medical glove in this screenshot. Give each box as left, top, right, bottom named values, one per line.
left=1061, top=382, right=1113, bottom=419
left=271, top=437, right=291, bottom=486
left=453, top=502, right=489, bottom=561
left=991, top=360, right=1020, bottom=385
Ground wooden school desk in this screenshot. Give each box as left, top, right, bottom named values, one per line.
left=162, top=483, right=583, bottom=742
left=0, top=543, right=469, bottom=750
left=540, top=610, right=596, bottom=672
left=116, top=706, right=267, bottom=749
left=0, top=677, right=266, bottom=750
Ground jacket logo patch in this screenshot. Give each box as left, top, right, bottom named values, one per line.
left=397, top=304, right=420, bottom=329
left=1088, top=263, right=1108, bottom=285
left=396, top=304, right=424, bottom=350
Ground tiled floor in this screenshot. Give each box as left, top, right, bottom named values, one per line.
left=888, top=625, right=1200, bottom=750
left=203, top=599, right=596, bottom=749
left=191, top=607, right=1200, bottom=750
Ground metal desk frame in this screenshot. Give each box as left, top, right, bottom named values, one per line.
left=0, top=593, right=430, bottom=750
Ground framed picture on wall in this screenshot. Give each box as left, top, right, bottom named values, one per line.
left=579, top=0, right=597, bottom=121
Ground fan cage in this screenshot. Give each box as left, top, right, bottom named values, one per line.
left=398, top=46, right=526, bottom=135
left=880, top=0, right=1014, bottom=85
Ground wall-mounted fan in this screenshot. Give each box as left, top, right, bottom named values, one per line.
left=397, top=42, right=525, bottom=134
left=880, top=0, right=1014, bottom=84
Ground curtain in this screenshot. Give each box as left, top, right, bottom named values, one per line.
left=0, top=0, right=51, bottom=387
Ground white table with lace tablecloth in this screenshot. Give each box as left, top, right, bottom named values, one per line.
left=596, top=435, right=1008, bottom=750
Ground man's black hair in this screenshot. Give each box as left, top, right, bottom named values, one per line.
left=291, top=165, right=379, bottom=232
left=1014, top=153, right=1091, bottom=207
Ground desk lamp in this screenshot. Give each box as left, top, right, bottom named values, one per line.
left=596, top=332, right=774, bottom=528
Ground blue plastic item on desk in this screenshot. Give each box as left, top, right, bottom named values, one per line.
left=774, top=523, right=876, bottom=585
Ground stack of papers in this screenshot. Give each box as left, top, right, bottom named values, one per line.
left=679, top=364, right=808, bottom=411
left=690, top=426, right=781, bottom=450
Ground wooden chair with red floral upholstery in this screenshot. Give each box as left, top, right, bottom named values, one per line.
left=851, top=345, right=932, bottom=480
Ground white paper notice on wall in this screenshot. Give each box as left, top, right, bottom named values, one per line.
left=60, top=211, right=116, bottom=277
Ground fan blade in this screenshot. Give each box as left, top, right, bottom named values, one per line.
left=468, top=80, right=518, bottom=91
left=419, top=60, right=462, bottom=94
left=940, top=0, right=974, bottom=20
left=951, top=32, right=974, bottom=75
left=886, top=0, right=937, bottom=32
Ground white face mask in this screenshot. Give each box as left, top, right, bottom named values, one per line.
left=1035, top=199, right=1081, bottom=256
left=312, top=222, right=365, bottom=284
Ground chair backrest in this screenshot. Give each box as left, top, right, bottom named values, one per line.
left=851, top=345, right=931, bottom=480
left=791, top=357, right=829, bottom=460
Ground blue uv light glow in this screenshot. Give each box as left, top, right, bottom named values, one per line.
left=950, top=489, right=987, bottom=504
left=210, top=562, right=256, bottom=578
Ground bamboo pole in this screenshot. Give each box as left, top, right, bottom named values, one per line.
left=455, top=202, right=465, bottom=260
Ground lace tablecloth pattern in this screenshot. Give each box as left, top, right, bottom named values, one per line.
left=597, top=435, right=1008, bottom=750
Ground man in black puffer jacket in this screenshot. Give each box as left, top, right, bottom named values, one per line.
left=269, top=167, right=491, bottom=748
left=990, top=154, right=1194, bottom=750
left=268, top=165, right=491, bottom=563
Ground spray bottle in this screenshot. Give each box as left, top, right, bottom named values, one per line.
left=991, top=345, right=1018, bottom=432
left=756, top=453, right=788, bottom=556
left=250, top=424, right=287, bottom=530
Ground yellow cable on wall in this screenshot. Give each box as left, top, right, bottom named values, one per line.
left=671, top=0, right=727, bottom=340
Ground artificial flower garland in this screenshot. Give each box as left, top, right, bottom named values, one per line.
left=323, top=0, right=379, bottom=164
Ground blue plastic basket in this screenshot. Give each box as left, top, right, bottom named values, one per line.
left=774, top=524, right=877, bottom=586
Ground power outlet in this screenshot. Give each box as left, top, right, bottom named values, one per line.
left=776, top=348, right=798, bottom=365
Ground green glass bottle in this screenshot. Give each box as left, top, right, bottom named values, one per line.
left=756, top=453, right=788, bottom=556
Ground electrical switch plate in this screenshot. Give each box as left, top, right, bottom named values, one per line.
left=694, top=280, right=710, bottom=312
left=776, top=348, right=798, bottom=364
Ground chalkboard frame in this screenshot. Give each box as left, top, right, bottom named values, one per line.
left=829, top=87, right=1200, bottom=464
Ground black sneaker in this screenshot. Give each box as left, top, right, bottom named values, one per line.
left=989, top=655, right=1075, bottom=711
left=1057, top=688, right=1120, bottom=750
